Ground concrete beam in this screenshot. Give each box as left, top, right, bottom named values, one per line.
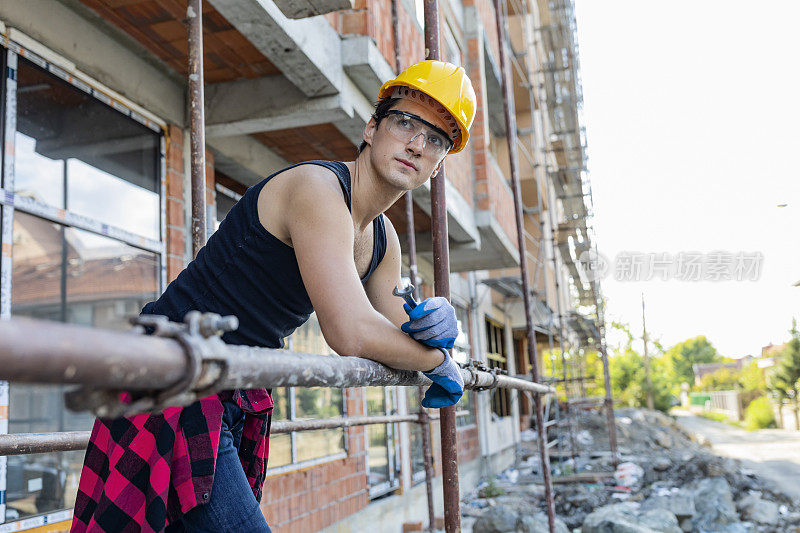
left=208, top=0, right=343, bottom=97
left=0, top=2, right=184, bottom=125
left=341, top=35, right=396, bottom=99
left=273, top=0, right=354, bottom=19
left=412, top=176, right=480, bottom=246
left=205, top=75, right=351, bottom=137
left=483, top=35, right=506, bottom=138
left=406, top=220, right=517, bottom=273
left=207, top=135, right=289, bottom=187
left=332, top=75, right=377, bottom=145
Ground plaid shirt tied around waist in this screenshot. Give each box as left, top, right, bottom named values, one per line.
left=71, top=388, right=273, bottom=532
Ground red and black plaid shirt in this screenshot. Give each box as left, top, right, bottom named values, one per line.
left=70, top=388, right=273, bottom=532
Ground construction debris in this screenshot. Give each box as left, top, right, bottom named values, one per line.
left=462, top=408, right=800, bottom=533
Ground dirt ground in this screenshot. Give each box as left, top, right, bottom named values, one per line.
left=673, top=409, right=800, bottom=501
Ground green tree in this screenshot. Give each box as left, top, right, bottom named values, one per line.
left=664, top=336, right=721, bottom=386
left=769, top=320, right=800, bottom=429
left=606, top=321, right=674, bottom=412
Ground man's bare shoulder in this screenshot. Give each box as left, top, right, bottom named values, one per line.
left=257, top=163, right=350, bottom=245
left=381, top=213, right=401, bottom=255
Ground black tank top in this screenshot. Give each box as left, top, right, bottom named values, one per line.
left=142, top=160, right=387, bottom=347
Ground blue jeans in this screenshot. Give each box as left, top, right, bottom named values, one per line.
left=167, top=400, right=272, bottom=532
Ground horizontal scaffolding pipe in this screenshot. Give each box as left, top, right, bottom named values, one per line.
left=0, top=411, right=470, bottom=456
left=0, top=317, right=553, bottom=394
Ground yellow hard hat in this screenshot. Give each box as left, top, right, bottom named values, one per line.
left=379, top=60, right=476, bottom=153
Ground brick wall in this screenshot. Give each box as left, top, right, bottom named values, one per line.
left=486, top=158, right=518, bottom=245
left=165, top=125, right=186, bottom=282
left=457, top=425, right=480, bottom=463
left=333, top=0, right=424, bottom=74
left=465, top=8, right=518, bottom=252
left=164, top=125, right=217, bottom=280
left=261, top=456, right=368, bottom=531
left=463, top=0, right=500, bottom=66
left=445, top=147, right=474, bottom=206
left=260, top=388, right=369, bottom=532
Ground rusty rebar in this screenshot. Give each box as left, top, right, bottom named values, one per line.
left=187, top=0, right=206, bottom=257
left=494, top=2, right=556, bottom=530
left=421, top=1, right=461, bottom=531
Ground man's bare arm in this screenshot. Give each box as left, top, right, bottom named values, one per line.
left=363, top=216, right=410, bottom=329
left=281, top=169, right=443, bottom=371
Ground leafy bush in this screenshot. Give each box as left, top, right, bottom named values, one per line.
left=744, top=396, right=776, bottom=431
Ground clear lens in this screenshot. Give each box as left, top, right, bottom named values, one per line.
left=385, top=113, right=451, bottom=157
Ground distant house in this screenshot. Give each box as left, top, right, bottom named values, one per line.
left=693, top=357, right=753, bottom=386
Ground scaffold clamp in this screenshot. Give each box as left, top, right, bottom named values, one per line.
left=65, top=312, right=237, bottom=418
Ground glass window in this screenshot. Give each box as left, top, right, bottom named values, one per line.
left=365, top=387, right=400, bottom=498
left=268, top=389, right=292, bottom=468
left=295, top=388, right=344, bottom=463
left=3, top=53, right=163, bottom=524
left=7, top=212, right=159, bottom=521
left=15, top=57, right=160, bottom=239
left=11, top=212, right=159, bottom=327
left=268, top=314, right=345, bottom=471
left=214, top=183, right=241, bottom=230
left=486, top=318, right=511, bottom=417
left=405, top=388, right=427, bottom=482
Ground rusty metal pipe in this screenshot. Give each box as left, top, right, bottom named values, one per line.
left=421, top=1, right=461, bottom=531
left=0, top=412, right=470, bottom=456
left=391, top=1, right=435, bottom=526
left=0, top=431, right=90, bottom=456
left=187, top=0, right=206, bottom=257
left=0, top=318, right=553, bottom=394
left=493, top=1, right=556, bottom=530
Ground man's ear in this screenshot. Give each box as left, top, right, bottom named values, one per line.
left=363, top=117, right=377, bottom=148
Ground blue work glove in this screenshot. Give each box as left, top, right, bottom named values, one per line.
left=401, top=297, right=458, bottom=349
left=422, top=349, right=464, bottom=409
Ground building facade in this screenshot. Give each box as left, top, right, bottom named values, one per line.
left=0, top=0, right=600, bottom=531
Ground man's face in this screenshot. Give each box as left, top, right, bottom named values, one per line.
left=363, top=98, right=453, bottom=191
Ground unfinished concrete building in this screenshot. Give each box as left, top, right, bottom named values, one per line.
left=0, top=0, right=604, bottom=530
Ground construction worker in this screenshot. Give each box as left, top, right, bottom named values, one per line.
left=71, top=60, right=476, bottom=532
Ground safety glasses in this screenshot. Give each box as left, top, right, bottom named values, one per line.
left=383, top=110, right=454, bottom=158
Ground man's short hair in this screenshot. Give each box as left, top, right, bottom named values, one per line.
left=358, top=97, right=401, bottom=154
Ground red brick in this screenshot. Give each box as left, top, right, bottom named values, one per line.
left=166, top=197, right=183, bottom=224
left=167, top=254, right=185, bottom=282
left=341, top=10, right=367, bottom=35
left=167, top=227, right=185, bottom=255
left=166, top=171, right=184, bottom=198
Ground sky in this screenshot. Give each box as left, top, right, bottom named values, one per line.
left=572, top=1, right=800, bottom=358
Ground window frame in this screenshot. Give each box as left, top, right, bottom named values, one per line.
left=0, top=39, right=166, bottom=527
left=365, top=386, right=402, bottom=499
left=265, top=316, right=348, bottom=477
left=486, top=316, right=512, bottom=418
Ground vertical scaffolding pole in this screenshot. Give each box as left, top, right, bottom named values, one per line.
left=493, top=2, right=556, bottom=530
left=187, top=0, right=206, bottom=257
left=641, top=293, right=654, bottom=411
left=547, top=209, right=578, bottom=458
left=421, top=2, right=461, bottom=531
left=392, top=1, right=436, bottom=528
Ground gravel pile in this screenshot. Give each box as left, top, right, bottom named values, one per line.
left=461, top=408, right=800, bottom=533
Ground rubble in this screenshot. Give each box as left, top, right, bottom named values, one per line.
left=582, top=502, right=681, bottom=533
left=461, top=407, right=800, bottom=533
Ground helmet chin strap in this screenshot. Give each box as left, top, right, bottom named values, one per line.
left=390, top=86, right=462, bottom=146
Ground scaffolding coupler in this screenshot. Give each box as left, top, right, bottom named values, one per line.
left=66, top=311, right=237, bottom=418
